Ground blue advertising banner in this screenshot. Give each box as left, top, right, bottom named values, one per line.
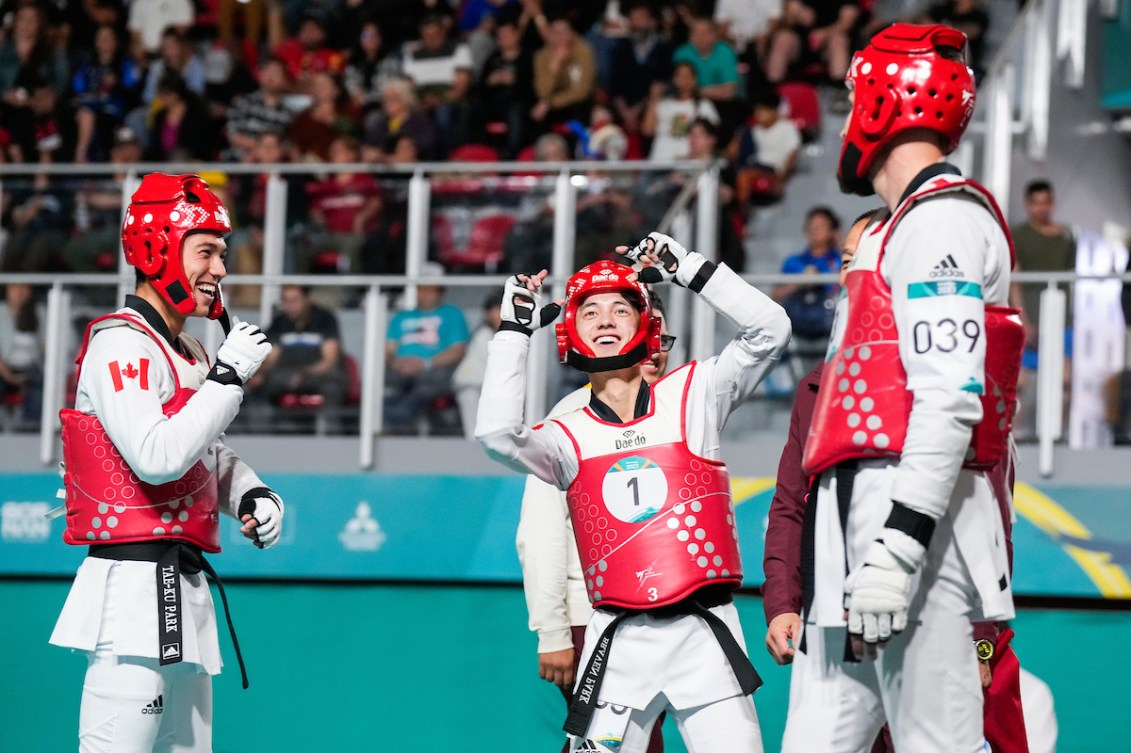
left=2, top=472, right=1128, bottom=598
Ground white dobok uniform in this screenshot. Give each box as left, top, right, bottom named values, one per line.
left=516, top=387, right=594, bottom=655
left=50, top=300, right=267, bottom=753
left=782, top=171, right=1017, bottom=753
left=478, top=265, right=791, bottom=752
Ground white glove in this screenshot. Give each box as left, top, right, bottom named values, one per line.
left=843, top=530, right=926, bottom=644
left=499, top=274, right=561, bottom=335
left=238, top=487, right=284, bottom=549
left=211, top=317, right=272, bottom=385
left=622, top=232, right=713, bottom=289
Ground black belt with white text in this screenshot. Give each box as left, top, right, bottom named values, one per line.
left=89, top=541, right=249, bottom=689
left=563, top=584, right=762, bottom=737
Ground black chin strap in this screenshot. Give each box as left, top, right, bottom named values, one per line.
left=566, top=341, right=649, bottom=373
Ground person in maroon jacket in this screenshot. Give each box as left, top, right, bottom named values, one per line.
left=762, top=208, right=1031, bottom=753
left=763, top=209, right=878, bottom=666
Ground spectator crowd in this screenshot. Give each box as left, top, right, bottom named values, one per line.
left=0, top=0, right=1035, bottom=439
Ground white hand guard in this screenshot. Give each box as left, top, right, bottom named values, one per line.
left=211, top=317, right=272, bottom=385
left=844, top=530, right=926, bottom=644
left=238, top=487, right=284, bottom=549
left=499, top=274, right=561, bottom=335
left=624, top=232, right=714, bottom=290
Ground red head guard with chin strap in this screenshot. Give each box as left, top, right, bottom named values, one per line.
left=838, top=23, right=976, bottom=196
left=121, top=173, right=232, bottom=318
left=556, top=261, right=662, bottom=373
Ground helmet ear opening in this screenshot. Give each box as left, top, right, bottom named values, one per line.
left=861, top=90, right=899, bottom=138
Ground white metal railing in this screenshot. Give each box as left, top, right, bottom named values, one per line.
left=1, top=270, right=1126, bottom=473
left=0, top=158, right=721, bottom=436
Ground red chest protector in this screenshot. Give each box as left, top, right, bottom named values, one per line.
left=552, top=363, right=742, bottom=610
left=60, top=312, right=221, bottom=552
left=803, top=177, right=1024, bottom=476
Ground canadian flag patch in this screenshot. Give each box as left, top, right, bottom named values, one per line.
left=108, top=359, right=149, bottom=392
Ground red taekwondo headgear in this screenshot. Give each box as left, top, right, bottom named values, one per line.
left=838, top=23, right=976, bottom=196
left=556, top=260, right=662, bottom=373
left=121, top=173, right=232, bottom=319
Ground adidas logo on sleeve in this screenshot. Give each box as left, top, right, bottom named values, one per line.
left=929, top=254, right=965, bottom=278
left=141, top=695, right=164, bottom=715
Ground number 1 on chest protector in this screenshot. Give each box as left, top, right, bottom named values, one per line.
left=602, top=456, right=668, bottom=524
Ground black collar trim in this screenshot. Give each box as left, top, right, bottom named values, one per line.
left=897, top=162, right=962, bottom=207
left=589, top=380, right=651, bottom=424
left=125, top=295, right=185, bottom=355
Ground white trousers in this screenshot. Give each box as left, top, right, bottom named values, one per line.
left=782, top=516, right=985, bottom=753
left=79, top=648, right=213, bottom=753
left=571, top=693, right=763, bottom=753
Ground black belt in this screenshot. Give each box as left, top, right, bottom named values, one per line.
left=563, top=587, right=762, bottom=737
left=798, top=460, right=859, bottom=662
left=89, top=541, right=249, bottom=689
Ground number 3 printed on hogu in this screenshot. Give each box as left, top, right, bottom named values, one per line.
left=912, top=317, right=981, bottom=355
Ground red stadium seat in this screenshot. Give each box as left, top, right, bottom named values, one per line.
left=448, top=144, right=500, bottom=163
left=433, top=212, right=517, bottom=272
left=778, top=82, right=822, bottom=143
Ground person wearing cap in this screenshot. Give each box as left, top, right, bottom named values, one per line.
left=781, top=24, right=1024, bottom=752
left=383, top=261, right=470, bottom=435
left=49, top=173, right=282, bottom=753
left=476, top=236, right=790, bottom=751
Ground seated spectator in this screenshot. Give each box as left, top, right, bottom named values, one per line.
left=383, top=262, right=470, bottom=435
left=140, top=28, right=207, bottom=107
left=772, top=206, right=842, bottom=341
left=269, top=15, right=346, bottom=92
left=400, top=13, right=474, bottom=153
left=572, top=102, right=628, bottom=160
left=362, top=76, right=439, bottom=162
left=64, top=0, right=125, bottom=60
left=247, top=284, right=349, bottom=434
left=303, top=134, right=382, bottom=275
left=641, top=61, right=720, bottom=162
left=1, top=175, right=71, bottom=272
left=608, top=1, right=674, bottom=135
left=225, top=57, right=295, bottom=160
left=530, top=16, right=597, bottom=134
left=127, top=0, right=194, bottom=59
left=144, top=71, right=216, bottom=161
left=343, top=20, right=402, bottom=118
left=672, top=16, right=743, bottom=137
left=764, top=0, right=859, bottom=93
left=0, top=2, right=69, bottom=163
left=383, top=0, right=458, bottom=51
left=288, top=70, right=358, bottom=161
left=4, top=75, right=65, bottom=166
left=71, top=24, right=144, bottom=162
left=453, top=288, right=502, bottom=439
left=735, top=87, right=802, bottom=203
left=476, top=14, right=536, bottom=159
left=0, top=282, right=43, bottom=429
